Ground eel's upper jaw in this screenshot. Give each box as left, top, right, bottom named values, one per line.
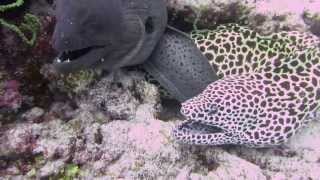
left=53, top=45, right=106, bottom=73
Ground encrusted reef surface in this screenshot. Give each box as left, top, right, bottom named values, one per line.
left=167, top=0, right=320, bottom=35
left=1, top=0, right=320, bottom=179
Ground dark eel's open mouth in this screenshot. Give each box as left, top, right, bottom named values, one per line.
left=55, top=45, right=105, bottom=64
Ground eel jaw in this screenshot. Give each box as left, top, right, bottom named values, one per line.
left=53, top=45, right=107, bottom=73
left=55, top=45, right=105, bottom=64
left=176, top=120, right=224, bottom=135
left=172, top=119, right=226, bottom=146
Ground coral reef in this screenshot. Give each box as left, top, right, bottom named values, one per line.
left=166, top=0, right=320, bottom=35
left=79, top=70, right=160, bottom=121
left=55, top=70, right=99, bottom=95
left=0, top=0, right=56, bottom=119
left=1, top=0, right=320, bottom=179
left=0, top=79, right=22, bottom=110
left=1, top=67, right=320, bottom=179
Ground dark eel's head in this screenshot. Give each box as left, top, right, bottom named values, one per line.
left=52, top=0, right=167, bottom=73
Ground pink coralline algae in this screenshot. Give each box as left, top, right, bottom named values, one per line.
left=0, top=80, right=22, bottom=110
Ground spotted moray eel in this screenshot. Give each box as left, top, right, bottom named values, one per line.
left=172, top=23, right=320, bottom=147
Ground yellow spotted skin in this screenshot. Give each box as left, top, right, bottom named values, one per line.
left=173, top=24, right=320, bottom=147
left=191, top=24, right=319, bottom=78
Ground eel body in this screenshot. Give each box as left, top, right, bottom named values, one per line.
left=143, top=27, right=219, bottom=102
left=173, top=24, right=320, bottom=147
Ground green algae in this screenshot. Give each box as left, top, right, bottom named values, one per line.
left=59, top=70, right=98, bottom=95
left=0, top=0, right=24, bottom=12
left=0, top=0, right=40, bottom=46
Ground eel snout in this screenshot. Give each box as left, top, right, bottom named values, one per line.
left=177, top=102, right=224, bottom=135
left=173, top=96, right=228, bottom=145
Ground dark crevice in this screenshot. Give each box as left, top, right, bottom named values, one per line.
left=156, top=98, right=182, bottom=121
left=94, top=127, right=103, bottom=144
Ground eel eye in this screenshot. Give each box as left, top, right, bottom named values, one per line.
left=206, top=105, right=218, bottom=116
left=145, top=17, right=154, bottom=34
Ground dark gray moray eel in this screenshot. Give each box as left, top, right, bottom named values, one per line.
left=52, top=0, right=167, bottom=73
left=143, top=27, right=219, bottom=102
left=51, top=0, right=219, bottom=101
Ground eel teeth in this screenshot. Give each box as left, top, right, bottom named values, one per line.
left=101, top=58, right=105, bottom=62
left=57, top=58, right=61, bottom=63
left=66, top=59, right=70, bottom=63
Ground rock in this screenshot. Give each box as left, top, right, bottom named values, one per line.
left=33, top=119, right=76, bottom=160
left=47, top=102, right=77, bottom=121
left=166, top=0, right=253, bottom=30
left=250, top=0, right=320, bottom=35
left=79, top=70, right=160, bottom=121
left=68, top=109, right=266, bottom=179
left=166, top=0, right=320, bottom=35
left=0, top=123, right=40, bottom=157
left=67, top=105, right=267, bottom=179
left=205, top=149, right=266, bottom=180
left=22, top=107, right=45, bottom=123
left=54, top=70, right=99, bottom=95
left=0, top=120, right=76, bottom=161
left=0, top=103, right=268, bottom=179
left=0, top=70, right=165, bottom=178
left=5, top=165, right=20, bottom=175
left=38, top=160, right=65, bottom=178
left=286, top=120, right=320, bottom=163
left=230, top=121, right=320, bottom=180
left=176, top=167, right=191, bottom=179
left=0, top=80, right=22, bottom=111
left=29, top=0, right=55, bottom=16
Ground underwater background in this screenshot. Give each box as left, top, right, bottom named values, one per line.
left=1, top=0, right=320, bottom=179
